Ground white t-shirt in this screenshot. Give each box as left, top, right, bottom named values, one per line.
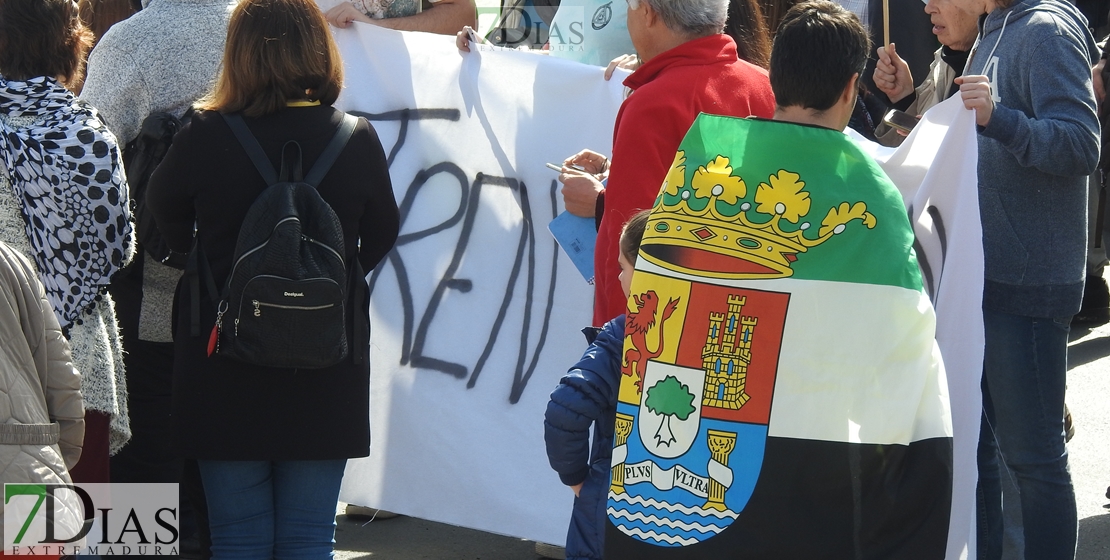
left=548, top=1, right=635, bottom=67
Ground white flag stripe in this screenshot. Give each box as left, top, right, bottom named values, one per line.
left=635, top=259, right=952, bottom=446
left=859, top=96, right=983, bottom=560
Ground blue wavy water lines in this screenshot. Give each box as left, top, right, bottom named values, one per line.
left=608, top=492, right=737, bottom=547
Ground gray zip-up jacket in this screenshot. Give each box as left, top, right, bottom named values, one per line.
left=968, top=0, right=1100, bottom=318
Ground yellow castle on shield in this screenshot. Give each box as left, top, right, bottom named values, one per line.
left=702, top=295, right=756, bottom=410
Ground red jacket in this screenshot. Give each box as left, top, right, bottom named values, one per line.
left=593, top=34, right=775, bottom=325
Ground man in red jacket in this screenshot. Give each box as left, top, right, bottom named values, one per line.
left=557, top=0, right=775, bottom=326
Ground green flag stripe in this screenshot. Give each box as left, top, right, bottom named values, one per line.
left=658, top=114, right=923, bottom=291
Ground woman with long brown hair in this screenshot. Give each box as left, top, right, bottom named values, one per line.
left=726, top=0, right=772, bottom=68
left=758, top=0, right=805, bottom=33
left=147, top=0, right=399, bottom=555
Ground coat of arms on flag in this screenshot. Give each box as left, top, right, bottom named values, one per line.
left=606, top=115, right=953, bottom=559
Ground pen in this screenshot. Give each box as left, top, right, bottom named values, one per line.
left=545, top=162, right=588, bottom=173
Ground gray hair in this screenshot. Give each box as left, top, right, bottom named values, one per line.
left=630, top=0, right=729, bottom=37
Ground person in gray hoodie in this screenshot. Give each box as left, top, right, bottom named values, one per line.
left=956, top=0, right=1100, bottom=558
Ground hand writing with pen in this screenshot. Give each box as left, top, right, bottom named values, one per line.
left=551, top=149, right=609, bottom=219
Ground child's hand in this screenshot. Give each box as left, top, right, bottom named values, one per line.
left=571, top=482, right=583, bottom=497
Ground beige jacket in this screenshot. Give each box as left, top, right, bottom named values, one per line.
left=0, top=240, right=84, bottom=540
left=875, top=47, right=959, bottom=147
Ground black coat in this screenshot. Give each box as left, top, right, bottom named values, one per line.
left=147, top=106, right=400, bottom=460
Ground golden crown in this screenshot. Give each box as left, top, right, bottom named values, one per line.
left=640, top=152, right=877, bottom=279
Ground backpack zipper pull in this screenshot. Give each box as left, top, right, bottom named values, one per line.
left=209, top=301, right=228, bottom=357
left=253, top=300, right=261, bottom=317
left=207, top=324, right=218, bottom=357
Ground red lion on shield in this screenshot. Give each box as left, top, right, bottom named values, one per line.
left=623, top=290, right=681, bottom=393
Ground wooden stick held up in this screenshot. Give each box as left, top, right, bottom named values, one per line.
left=882, top=0, right=890, bottom=47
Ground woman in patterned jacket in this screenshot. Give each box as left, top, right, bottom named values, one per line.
left=0, top=0, right=134, bottom=484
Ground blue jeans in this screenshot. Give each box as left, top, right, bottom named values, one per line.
left=198, top=459, right=347, bottom=560
left=976, top=310, right=1075, bottom=560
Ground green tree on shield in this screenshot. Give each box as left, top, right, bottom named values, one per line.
left=645, top=376, right=696, bottom=447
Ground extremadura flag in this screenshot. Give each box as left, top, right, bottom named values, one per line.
left=605, top=114, right=953, bottom=559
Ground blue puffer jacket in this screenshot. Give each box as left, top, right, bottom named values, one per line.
left=543, top=315, right=625, bottom=560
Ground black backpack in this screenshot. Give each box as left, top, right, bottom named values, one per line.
left=197, top=112, right=358, bottom=369
left=123, top=110, right=192, bottom=269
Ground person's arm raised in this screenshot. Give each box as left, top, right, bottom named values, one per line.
left=325, top=2, right=373, bottom=28
left=358, top=0, right=476, bottom=35
left=873, top=43, right=914, bottom=104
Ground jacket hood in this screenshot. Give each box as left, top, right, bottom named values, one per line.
left=980, top=0, right=1098, bottom=64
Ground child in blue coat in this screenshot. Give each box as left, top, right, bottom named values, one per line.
left=543, top=209, right=649, bottom=560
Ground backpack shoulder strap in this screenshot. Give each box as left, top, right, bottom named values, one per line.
left=186, top=237, right=220, bottom=337
left=303, top=113, right=359, bottom=187
left=222, top=112, right=279, bottom=185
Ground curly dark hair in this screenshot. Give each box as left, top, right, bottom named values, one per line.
left=0, top=0, right=94, bottom=89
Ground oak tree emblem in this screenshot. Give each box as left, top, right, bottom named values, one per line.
left=645, top=375, right=696, bottom=446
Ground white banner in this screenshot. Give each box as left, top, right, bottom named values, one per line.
left=330, top=23, right=627, bottom=545
left=854, top=95, right=984, bottom=560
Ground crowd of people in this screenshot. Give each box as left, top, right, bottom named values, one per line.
left=0, top=0, right=1103, bottom=558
